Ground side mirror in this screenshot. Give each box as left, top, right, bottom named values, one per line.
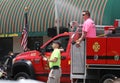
left=40, top=48, right=46, bottom=55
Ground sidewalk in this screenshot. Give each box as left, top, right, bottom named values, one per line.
left=0, top=79, right=45, bottom=83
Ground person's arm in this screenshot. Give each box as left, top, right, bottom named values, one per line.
left=48, top=57, right=58, bottom=62
left=76, top=21, right=90, bottom=44
left=76, top=31, right=87, bottom=44
left=43, top=49, right=60, bottom=62
left=43, top=56, right=58, bottom=62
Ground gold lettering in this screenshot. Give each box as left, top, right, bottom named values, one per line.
left=0, top=33, right=18, bottom=37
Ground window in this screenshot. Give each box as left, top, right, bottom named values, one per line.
left=45, top=36, right=69, bottom=52
left=28, top=37, right=43, bottom=50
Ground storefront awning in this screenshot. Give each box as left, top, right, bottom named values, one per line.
left=0, top=0, right=55, bottom=37
left=1, top=0, right=120, bottom=37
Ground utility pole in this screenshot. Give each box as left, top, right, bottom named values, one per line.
left=54, top=0, right=60, bottom=34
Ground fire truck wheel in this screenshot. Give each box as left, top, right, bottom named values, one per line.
left=100, top=74, right=116, bottom=83
left=14, top=72, right=30, bottom=80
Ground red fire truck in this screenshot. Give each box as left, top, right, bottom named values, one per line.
left=11, top=20, right=120, bottom=83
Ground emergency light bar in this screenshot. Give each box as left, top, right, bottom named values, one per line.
left=114, top=19, right=120, bottom=27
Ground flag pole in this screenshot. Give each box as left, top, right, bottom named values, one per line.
left=21, top=7, right=29, bottom=52
left=24, top=7, right=28, bottom=51
left=24, top=7, right=28, bottom=29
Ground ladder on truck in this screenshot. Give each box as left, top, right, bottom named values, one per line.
left=71, top=40, right=86, bottom=83
left=69, top=21, right=86, bottom=83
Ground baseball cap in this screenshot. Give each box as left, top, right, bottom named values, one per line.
left=53, top=41, right=61, bottom=47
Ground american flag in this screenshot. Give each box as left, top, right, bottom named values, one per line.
left=21, top=26, right=28, bottom=51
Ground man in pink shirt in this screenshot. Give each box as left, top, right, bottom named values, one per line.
left=76, top=10, right=96, bottom=44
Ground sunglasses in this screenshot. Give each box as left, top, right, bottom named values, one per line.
left=82, top=14, right=86, bottom=16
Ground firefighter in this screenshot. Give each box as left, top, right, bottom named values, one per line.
left=43, top=41, right=61, bottom=83
left=76, top=10, right=96, bottom=44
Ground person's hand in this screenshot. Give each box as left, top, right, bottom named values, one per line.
left=76, top=39, right=81, bottom=44
left=43, top=57, right=48, bottom=61
left=59, top=48, right=64, bottom=52
left=47, top=59, right=50, bottom=62
left=76, top=39, right=81, bottom=47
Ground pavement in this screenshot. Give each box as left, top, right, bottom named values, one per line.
left=0, top=79, right=45, bottom=83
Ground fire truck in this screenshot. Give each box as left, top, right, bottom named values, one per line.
left=11, top=20, right=120, bottom=83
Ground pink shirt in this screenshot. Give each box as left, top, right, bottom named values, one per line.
left=82, top=18, right=96, bottom=38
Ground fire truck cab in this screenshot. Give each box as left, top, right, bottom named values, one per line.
left=12, top=32, right=72, bottom=83
left=12, top=20, right=120, bottom=83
